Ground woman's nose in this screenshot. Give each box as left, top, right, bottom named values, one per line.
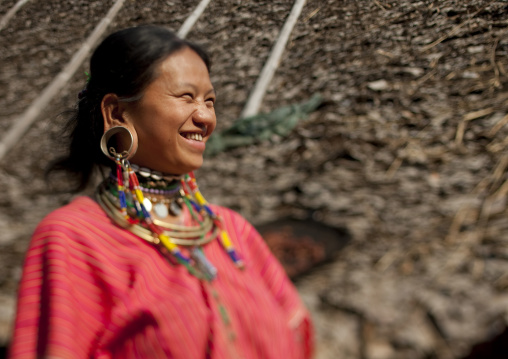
left=192, top=102, right=216, bottom=128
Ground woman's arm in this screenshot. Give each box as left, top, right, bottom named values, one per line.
left=10, top=217, right=111, bottom=358
left=226, top=209, right=315, bottom=359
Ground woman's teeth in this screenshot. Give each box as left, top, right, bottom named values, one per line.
left=183, top=133, right=203, bottom=141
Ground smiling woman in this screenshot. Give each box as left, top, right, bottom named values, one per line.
left=8, top=26, right=313, bottom=359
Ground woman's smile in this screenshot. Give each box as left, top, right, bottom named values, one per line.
left=181, top=132, right=204, bottom=141
left=180, top=131, right=206, bottom=151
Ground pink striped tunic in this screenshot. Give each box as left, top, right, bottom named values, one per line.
left=10, top=196, right=313, bottom=358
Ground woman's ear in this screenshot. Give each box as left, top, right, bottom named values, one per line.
left=101, top=93, right=138, bottom=159
left=101, top=93, right=132, bottom=132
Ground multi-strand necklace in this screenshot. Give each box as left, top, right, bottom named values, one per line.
left=130, top=164, right=184, bottom=218
left=96, top=159, right=244, bottom=281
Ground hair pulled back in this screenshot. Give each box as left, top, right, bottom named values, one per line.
left=51, top=25, right=210, bottom=191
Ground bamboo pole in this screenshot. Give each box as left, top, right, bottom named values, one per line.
left=0, top=0, right=127, bottom=161
left=0, top=0, right=31, bottom=32
left=240, top=0, right=307, bottom=118
left=177, top=0, right=212, bottom=39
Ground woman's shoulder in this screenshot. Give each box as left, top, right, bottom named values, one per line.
left=30, top=196, right=142, bottom=262
left=209, top=204, right=250, bottom=227
left=39, top=196, right=105, bottom=224
left=208, top=204, right=262, bottom=243
left=34, top=196, right=110, bottom=238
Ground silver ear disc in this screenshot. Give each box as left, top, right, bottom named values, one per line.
left=100, top=126, right=136, bottom=160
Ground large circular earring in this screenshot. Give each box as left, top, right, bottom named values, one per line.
left=100, top=126, right=137, bottom=160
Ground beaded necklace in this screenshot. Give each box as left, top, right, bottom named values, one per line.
left=108, top=168, right=183, bottom=217
left=96, top=158, right=244, bottom=281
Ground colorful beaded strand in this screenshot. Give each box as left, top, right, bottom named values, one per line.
left=114, top=158, right=132, bottom=223
left=182, top=173, right=244, bottom=269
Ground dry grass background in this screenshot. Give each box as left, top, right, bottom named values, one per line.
left=1, top=0, right=508, bottom=358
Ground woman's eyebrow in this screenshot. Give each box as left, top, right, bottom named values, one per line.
left=179, top=83, right=216, bottom=96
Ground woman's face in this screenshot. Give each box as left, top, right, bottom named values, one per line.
left=126, top=47, right=216, bottom=174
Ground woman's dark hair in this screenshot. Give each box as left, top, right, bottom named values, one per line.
left=49, top=25, right=211, bottom=191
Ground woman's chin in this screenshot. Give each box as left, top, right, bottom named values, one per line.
left=157, top=161, right=203, bottom=175
left=129, top=153, right=204, bottom=175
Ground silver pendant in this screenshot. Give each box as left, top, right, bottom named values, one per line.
left=169, top=200, right=182, bottom=216
left=138, top=167, right=151, bottom=178
left=191, top=247, right=217, bottom=281
left=143, top=197, right=152, bottom=212
left=154, top=202, right=169, bottom=218
left=151, top=171, right=163, bottom=181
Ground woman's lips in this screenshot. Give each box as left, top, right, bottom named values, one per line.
left=180, top=132, right=206, bottom=150
left=181, top=132, right=203, bottom=141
